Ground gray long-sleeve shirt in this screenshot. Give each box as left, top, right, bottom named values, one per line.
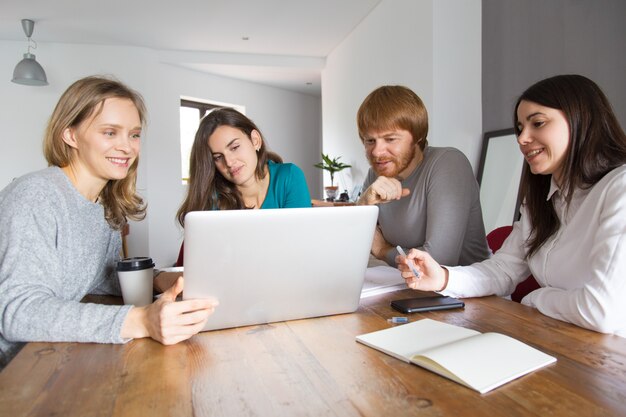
left=0, top=167, right=133, bottom=369
left=363, top=146, right=491, bottom=267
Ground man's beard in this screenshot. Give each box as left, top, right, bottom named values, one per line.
left=369, top=146, right=417, bottom=178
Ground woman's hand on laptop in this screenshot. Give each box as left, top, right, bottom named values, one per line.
left=121, top=276, right=219, bottom=344
left=396, top=249, right=449, bottom=292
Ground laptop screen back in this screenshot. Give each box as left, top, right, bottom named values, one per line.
left=183, top=206, right=378, bottom=331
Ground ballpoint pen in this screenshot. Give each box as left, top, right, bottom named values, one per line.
left=396, top=245, right=420, bottom=279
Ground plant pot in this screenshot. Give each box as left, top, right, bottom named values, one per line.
left=325, top=186, right=339, bottom=202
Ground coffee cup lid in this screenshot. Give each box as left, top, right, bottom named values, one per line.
left=117, top=257, right=155, bottom=271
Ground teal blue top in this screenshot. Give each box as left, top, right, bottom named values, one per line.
left=261, top=161, right=311, bottom=208
left=176, top=161, right=311, bottom=266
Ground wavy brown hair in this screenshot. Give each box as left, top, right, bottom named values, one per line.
left=514, top=74, right=626, bottom=257
left=43, top=75, right=147, bottom=230
left=177, top=108, right=282, bottom=227
left=357, top=85, right=429, bottom=150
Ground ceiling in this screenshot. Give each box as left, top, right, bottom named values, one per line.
left=1, top=0, right=382, bottom=96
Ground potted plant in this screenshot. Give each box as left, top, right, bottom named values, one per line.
left=314, top=153, right=351, bottom=201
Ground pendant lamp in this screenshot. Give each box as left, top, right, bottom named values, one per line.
left=11, top=19, right=48, bottom=86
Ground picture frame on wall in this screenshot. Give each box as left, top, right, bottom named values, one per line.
left=476, top=128, right=524, bottom=233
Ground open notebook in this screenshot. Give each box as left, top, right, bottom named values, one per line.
left=356, top=318, right=556, bottom=394
left=184, top=206, right=378, bottom=331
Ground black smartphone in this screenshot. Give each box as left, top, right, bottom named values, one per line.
left=391, top=295, right=464, bottom=313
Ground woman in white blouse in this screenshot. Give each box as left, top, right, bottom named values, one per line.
left=397, top=74, right=626, bottom=337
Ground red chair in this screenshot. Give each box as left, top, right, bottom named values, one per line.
left=486, top=226, right=540, bottom=303
left=175, top=242, right=184, bottom=267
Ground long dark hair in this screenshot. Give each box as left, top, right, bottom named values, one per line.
left=514, top=74, right=626, bottom=257
left=177, top=108, right=282, bottom=226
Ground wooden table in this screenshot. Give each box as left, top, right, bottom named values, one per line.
left=311, top=198, right=356, bottom=207
left=1, top=290, right=625, bottom=416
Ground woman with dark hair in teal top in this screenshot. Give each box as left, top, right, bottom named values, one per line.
left=173, top=107, right=311, bottom=266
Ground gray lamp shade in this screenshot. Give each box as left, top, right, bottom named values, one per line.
left=12, top=52, right=48, bottom=86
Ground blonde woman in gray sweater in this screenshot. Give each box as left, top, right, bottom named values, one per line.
left=0, top=76, right=218, bottom=369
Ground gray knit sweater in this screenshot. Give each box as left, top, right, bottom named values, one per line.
left=0, top=167, right=133, bottom=369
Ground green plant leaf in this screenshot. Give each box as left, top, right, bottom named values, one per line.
left=314, top=153, right=352, bottom=186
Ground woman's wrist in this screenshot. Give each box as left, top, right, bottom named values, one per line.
left=438, top=267, right=450, bottom=292
left=120, top=306, right=149, bottom=339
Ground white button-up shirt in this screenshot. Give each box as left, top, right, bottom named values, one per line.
left=443, top=165, right=626, bottom=337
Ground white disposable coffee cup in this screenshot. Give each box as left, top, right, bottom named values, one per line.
left=117, top=257, right=155, bottom=307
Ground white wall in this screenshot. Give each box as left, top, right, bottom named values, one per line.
left=321, top=0, right=482, bottom=196
left=1, top=40, right=321, bottom=267
left=433, top=0, right=482, bottom=173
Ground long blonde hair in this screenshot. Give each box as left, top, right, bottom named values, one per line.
left=43, top=75, right=147, bottom=229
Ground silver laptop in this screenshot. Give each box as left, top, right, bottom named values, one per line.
left=183, top=206, right=378, bottom=331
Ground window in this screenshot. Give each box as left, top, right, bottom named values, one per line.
left=179, top=97, right=245, bottom=183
